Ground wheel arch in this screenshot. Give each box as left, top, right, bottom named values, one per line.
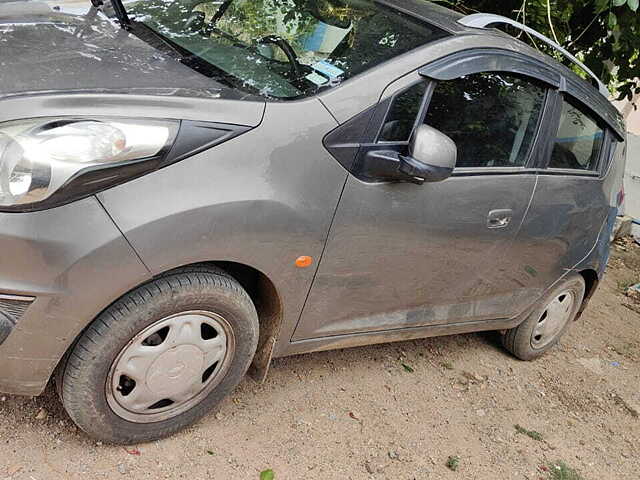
left=203, top=261, right=283, bottom=383
left=576, top=268, right=599, bottom=319
left=54, top=260, right=284, bottom=392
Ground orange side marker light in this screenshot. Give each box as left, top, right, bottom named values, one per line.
left=295, top=256, right=313, bottom=268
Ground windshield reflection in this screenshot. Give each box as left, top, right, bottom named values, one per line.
left=118, top=0, right=447, bottom=98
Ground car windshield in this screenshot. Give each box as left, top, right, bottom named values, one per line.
left=117, top=0, right=448, bottom=99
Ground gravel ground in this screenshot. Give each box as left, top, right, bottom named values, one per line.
left=1, top=241, right=639, bottom=480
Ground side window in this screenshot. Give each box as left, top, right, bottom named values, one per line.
left=423, top=73, right=546, bottom=168
left=379, top=82, right=427, bottom=142
left=549, top=98, right=604, bottom=171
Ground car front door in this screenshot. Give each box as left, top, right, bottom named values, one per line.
left=292, top=67, right=553, bottom=341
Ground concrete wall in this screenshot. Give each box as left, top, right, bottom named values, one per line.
left=613, top=95, right=639, bottom=219
left=624, top=134, right=640, bottom=219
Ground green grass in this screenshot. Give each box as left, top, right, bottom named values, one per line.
left=401, top=362, right=415, bottom=373
left=260, top=469, right=275, bottom=480
left=617, top=276, right=637, bottom=293
left=547, top=461, right=584, bottom=480
left=514, top=424, right=543, bottom=441
left=446, top=455, right=460, bottom=471
left=440, top=361, right=454, bottom=370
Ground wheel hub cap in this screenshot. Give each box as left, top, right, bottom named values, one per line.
left=146, top=345, right=204, bottom=396
left=531, top=290, right=575, bottom=349
left=106, top=311, right=235, bottom=423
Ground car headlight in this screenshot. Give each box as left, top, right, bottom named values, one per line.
left=0, top=117, right=179, bottom=210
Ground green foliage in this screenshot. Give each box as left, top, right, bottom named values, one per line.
left=260, top=469, right=275, bottom=480
left=446, top=455, right=461, bottom=471
left=214, top=0, right=317, bottom=52
left=547, top=460, right=584, bottom=480
left=401, top=362, right=415, bottom=372
left=434, top=0, right=640, bottom=101
left=514, top=424, right=543, bottom=441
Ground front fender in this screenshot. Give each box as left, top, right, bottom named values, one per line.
left=97, top=98, right=346, bottom=356
left=0, top=197, right=150, bottom=395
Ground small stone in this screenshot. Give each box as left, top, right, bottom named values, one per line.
left=388, top=450, right=400, bottom=460
left=6, top=465, right=22, bottom=476
left=117, top=463, right=128, bottom=475
left=215, top=412, right=223, bottom=421
left=365, top=452, right=392, bottom=474
left=613, top=393, right=639, bottom=417
left=476, top=409, right=486, bottom=417
left=462, top=371, right=484, bottom=383
left=35, top=408, right=47, bottom=421
left=577, top=357, right=604, bottom=375
left=1, top=396, right=6, bottom=401
left=612, top=215, right=633, bottom=240
left=364, top=461, right=375, bottom=474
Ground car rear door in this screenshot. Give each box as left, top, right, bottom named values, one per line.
left=511, top=88, right=623, bottom=294
left=292, top=59, right=557, bottom=341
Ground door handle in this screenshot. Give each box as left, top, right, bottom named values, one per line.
left=487, top=209, right=513, bottom=229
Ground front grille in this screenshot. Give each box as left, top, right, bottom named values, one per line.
left=0, top=294, right=34, bottom=325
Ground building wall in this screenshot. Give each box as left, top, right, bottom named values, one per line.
left=615, top=94, right=640, bottom=219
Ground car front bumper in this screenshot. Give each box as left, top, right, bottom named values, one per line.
left=0, top=197, right=150, bottom=396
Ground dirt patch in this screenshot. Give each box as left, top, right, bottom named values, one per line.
left=1, top=242, right=640, bottom=479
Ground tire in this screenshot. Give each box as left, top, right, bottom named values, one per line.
left=58, top=267, right=258, bottom=444
left=502, top=274, right=585, bottom=361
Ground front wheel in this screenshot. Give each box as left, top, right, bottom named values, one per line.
left=502, top=274, right=585, bottom=361
left=58, top=267, right=259, bottom=444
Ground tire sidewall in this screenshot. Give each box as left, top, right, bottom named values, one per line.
left=62, top=273, right=258, bottom=444
left=509, top=274, right=585, bottom=360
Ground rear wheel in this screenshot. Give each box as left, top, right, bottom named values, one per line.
left=59, top=267, right=258, bottom=444
left=502, top=274, right=585, bottom=361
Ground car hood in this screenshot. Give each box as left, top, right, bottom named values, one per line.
left=0, top=1, right=256, bottom=103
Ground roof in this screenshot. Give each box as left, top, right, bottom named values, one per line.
left=380, top=0, right=466, bottom=34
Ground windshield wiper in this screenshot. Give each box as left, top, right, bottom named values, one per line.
left=126, top=21, right=244, bottom=91
left=211, top=0, right=234, bottom=25
left=99, top=0, right=130, bottom=29
left=133, top=22, right=195, bottom=60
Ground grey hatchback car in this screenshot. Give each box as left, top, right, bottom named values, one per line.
left=0, top=0, right=627, bottom=443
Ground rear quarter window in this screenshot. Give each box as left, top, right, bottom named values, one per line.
left=549, top=98, right=604, bottom=172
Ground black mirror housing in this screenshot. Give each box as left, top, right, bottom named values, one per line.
left=398, top=154, right=452, bottom=184
left=357, top=125, right=457, bottom=184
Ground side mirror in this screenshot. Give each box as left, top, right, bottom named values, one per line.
left=398, top=125, right=457, bottom=184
